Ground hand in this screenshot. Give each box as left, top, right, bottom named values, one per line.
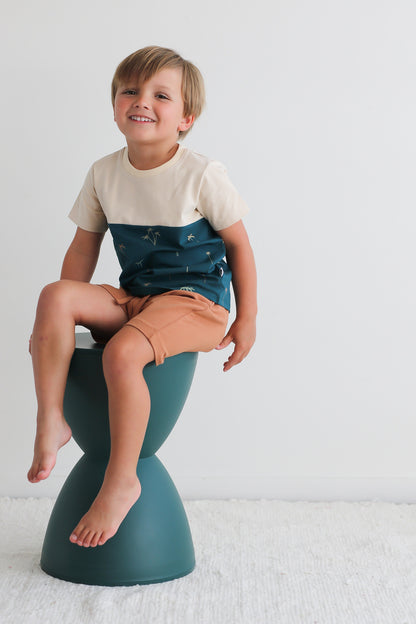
left=216, top=317, right=256, bottom=372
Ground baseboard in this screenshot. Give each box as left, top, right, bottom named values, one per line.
left=174, top=475, right=416, bottom=503
left=4, top=474, right=416, bottom=502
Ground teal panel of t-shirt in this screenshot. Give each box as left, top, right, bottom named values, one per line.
left=109, top=218, right=231, bottom=310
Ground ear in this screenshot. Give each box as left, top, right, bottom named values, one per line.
left=178, top=114, right=195, bottom=133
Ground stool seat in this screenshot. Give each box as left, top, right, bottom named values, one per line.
left=40, top=333, right=198, bottom=586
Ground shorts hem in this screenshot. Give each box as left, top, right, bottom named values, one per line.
left=125, top=319, right=166, bottom=366
left=98, top=284, right=136, bottom=305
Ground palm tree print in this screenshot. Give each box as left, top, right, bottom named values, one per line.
left=142, top=228, right=160, bottom=246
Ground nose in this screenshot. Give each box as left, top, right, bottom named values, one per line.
left=133, top=94, right=150, bottom=110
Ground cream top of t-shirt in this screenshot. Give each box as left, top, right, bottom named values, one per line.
left=69, top=145, right=248, bottom=233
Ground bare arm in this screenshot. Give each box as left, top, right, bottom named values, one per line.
left=216, top=220, right=257, bottom=371
left=60, top=227, right=105, bottom=282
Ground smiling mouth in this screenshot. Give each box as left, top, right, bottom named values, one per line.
left=129, top=116, right=155, bottom=123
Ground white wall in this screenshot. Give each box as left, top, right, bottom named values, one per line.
left=1, top=0, right=416, bottom=501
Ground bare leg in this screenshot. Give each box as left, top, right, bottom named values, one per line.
left=28, top=281, right=128, bottom=483
left=69, top=326, right=154, bottom=548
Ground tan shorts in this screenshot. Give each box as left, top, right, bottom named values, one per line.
left=99, top=285, right=229, bottom=366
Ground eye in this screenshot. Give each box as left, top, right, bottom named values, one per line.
left=122, top=89, right=137, bottom=96
left=156, top=93, right=169, bottom=100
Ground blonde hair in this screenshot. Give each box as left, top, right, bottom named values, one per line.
left=111, top=46, right=205, bottom=139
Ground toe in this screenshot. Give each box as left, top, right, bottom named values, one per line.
left=82, top=531, right=94, bottom=548
left=27, top=463, right=41, bottom=483
left=28, top=458, right=54, bottom=483
left=36, top=469, right=49, bottom=481
left=76, top=527, right=90, bottom=546
left=98, top=528, right=117, bottom=546
left=69, top=524, right=84, bottom=545
left=90, top=532, right=103, bottom=548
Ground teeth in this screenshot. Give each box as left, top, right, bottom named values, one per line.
left=130, top=116, right=154, bottom=122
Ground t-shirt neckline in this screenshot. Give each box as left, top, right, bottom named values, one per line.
left=122, top=144, right=186, bottom=177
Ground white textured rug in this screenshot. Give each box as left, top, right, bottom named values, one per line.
left=1, top=498, right=416, bottom=624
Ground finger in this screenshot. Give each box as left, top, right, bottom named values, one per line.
left=216, top=334, right=233, bottom=350
left=223, top=345, right=249, bottom=372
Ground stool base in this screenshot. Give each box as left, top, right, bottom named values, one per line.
left=41, top=454, right=195, bottom=586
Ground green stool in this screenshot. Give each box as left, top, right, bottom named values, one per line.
left=41, top=332, right=198, bottom=586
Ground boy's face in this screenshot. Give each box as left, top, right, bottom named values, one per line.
left=113, top=67, right=194, bottom=149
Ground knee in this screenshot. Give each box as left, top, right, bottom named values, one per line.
left=102, top=334, right=149, bottom=382
left=37, top=281, right=72, bottom=314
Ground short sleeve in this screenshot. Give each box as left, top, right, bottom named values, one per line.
left=68, top=165, right=108, bottom=233
left=197, top=161, right=249, bottom=231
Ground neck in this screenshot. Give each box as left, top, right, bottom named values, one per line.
left=126, top=142, right=180, bottom=170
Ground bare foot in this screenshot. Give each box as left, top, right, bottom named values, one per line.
left=27, top=411, right=72, bottom=483
left=69, top=474, right=141, bottom=547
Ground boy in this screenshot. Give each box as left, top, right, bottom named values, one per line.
left=28, top=46, right=257, bottom=548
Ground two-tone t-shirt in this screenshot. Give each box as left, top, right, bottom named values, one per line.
left=69, top=145, right=248, bottom=310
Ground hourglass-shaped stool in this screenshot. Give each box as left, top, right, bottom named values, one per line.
left=40, top=332, right=198, bottom=586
